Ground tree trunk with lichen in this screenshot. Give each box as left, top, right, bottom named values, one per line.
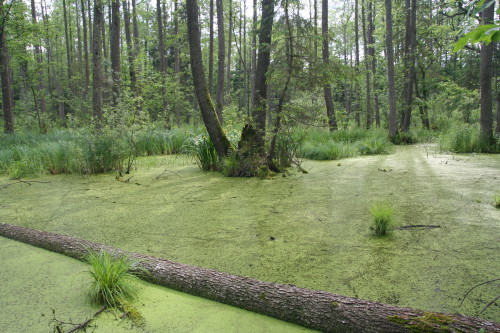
left=0, top=223, right=498, bottom=333
left=186, top=0, right=231, bottom=159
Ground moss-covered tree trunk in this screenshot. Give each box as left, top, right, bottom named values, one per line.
left=186, top=0, right=231, bottom=159
left=0, top=223, right=498, bottom=333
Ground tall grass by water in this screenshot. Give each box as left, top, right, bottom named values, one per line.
left=0, top=127, right=191, bottom=178
left=85, top=250, right=138, bottom=308
left=296, top=128, right=393, bottom=160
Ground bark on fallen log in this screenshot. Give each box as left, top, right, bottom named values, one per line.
left=0, top=223, right=498, bottom=332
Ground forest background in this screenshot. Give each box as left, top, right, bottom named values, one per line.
left=0, top=0, right=498, bottom=177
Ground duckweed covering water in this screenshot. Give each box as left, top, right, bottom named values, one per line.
left=1, top=145, right=499, bottom=329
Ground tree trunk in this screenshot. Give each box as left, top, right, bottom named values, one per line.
left=368, top=0, right=380, bottom=127
left=496, top=91, right=500, bottom=134
left=251, top=0, right=275, bottom=149
left=215, top=0, right=225, bottom=123
left=362, top=0, right=372, bottom=129
left=63, top=0, right=72, bottom=93
left=186, top=0, right=231, bottom=159
left=251, top=0, right=257, bottom=109
left=80, top=0, right=90, bottom=92
left=110, top=0, right=121, bottom=105
left=0, top=223, right=498, bottom=333
left=479, top=3, right=495, bottom=145
left=209, top=0, right=214, bottom=94
left=401, top=0, right=416, bottom=132
left=30, top=0, right=47, bottom=115
left=0, top=7, right=14, bottom=134
left=123, top=0, right=136, bottom=93
left=174, top=0, right=180, bottom=123
left=156, top=0, right=166, bottom=73
left=92, top=0, right=104, bottom=123
left=354, top=0, right=361, bottom=127
left=322, top=0, right=337, bottom=131
left=385, top=0, right=398, bottom=138
left=87, top=0, right=92, bottom=53
left=226, top=0, right=232, bottom=98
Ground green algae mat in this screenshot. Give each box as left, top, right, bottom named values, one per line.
left=0, top=237, right=315, bottom=332
left=1, top=144, right=499, bottom=330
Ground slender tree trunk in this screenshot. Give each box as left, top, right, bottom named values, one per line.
left=87, top=0, right=92, bottom=53
left=0, top=9, right=14, bottom=134
left=132, top=0, right=139, bottom=53
left=479, top=3, right=495, bottom=145
left=401, top=0, right=416, bottom=132
left=174, top=0, right=180, bottom=123
left=1, top=223, right=498, bottom=333
left=186, top=0, right=231, bottom=159
left=93, top=0, right=104, bottom=123
left=30, top=0, right=47, bottom=115
left=354, top=0, right=361, bottom=126
left=156, top=0, right=166, bottom=73
left=80, top=0, right=90, bottom=92
left=226, top=0, right=232, bottom=98
left=385, top=0, right=398, bottom=138
left=110, top=0, right=121, bottom=105
left=75, top=0, right=83, bottom=75
left=314, top=0, right=317, bottom=60
left=215, top=0, right=225, bottom=123
left=123, top=0, right=136, bottom=92
left=362, top=0, right=372, bottom=129
left=322, top=0, right=337, bottom=131
left=251, top=0, right=257, bottom=109
left=251, top=0, right=275, bottom=149
left=62, top=0, right=72, bottom=93
left=414, top=69, right=430, bottom=129
left=368, top=0, right=380, bottom=127
left=496, top=91, right=500, bottom=134
left=209, top=0, right=214, bottom=94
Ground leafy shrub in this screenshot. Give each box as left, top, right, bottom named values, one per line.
left=86, top=250, right=138, bottom=308
left=370, top=202, right=394, bottom=236
left=358, top=137, right=392, bottom=155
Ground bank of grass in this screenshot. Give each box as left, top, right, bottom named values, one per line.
left=439, top=124, right=500, bottom=153
left=0, top=127, right=193, bottom=178
left=296, top=128, right=393, bottom=161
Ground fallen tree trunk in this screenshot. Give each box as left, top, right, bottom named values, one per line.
left=0, top=223, right=498, bottom=332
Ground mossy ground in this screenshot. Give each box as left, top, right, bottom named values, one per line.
left=0, top=145, right=499, bottom=330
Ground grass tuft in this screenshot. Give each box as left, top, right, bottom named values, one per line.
left=370, top=202, right=394, bottom=236
left=85, top=250, right=138, bottom=308
left=494, top=194, right=500, bottom=209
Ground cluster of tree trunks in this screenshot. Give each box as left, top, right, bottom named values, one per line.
left=0, top=223, right=498, bottom=332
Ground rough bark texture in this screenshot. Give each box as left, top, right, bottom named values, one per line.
left=209, top=0, right=214, bottom=94
left=0, top=5, right=14, bottom=134
left=186, top=0, right=231, bottom=159
left=251, top=0, right=275, bottom=148
left=215, top=0, right=225, bottom=123
left=0, top=223, right=498, bottom=333
left=385, top=0, right=398, bottom=138
left=92, top=0, right=103, bottom=123
left=479, top=3, right=494, bottom=144
left=322, top=0, right=337, bottom=131
left=110, top=0, right=121, bottom=105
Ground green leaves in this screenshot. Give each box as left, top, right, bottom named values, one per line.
left=454, top=23, right=500, bottom=52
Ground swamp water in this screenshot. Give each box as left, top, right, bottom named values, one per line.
left=0, top=144, right=499, bottom=331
